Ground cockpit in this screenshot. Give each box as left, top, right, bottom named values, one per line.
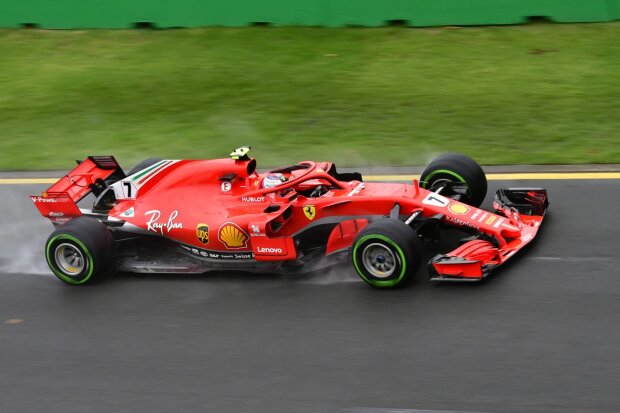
left=257, top=161, right=363, bottom=199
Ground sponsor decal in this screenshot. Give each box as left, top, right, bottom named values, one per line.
left=144, top=210, right=183, bottom=234
left=445, top=215, right=480, bottom=231
left=471, top=209, right=482, bottom=220
left=422, top=192, right=449, bottom=207
left=241, top=196, right=266, bottom=203
left=48, top=212, right=64, bottom=217
left=221, top=182, right=232, bottom=192
left=218, top=222, right=249, bottom=249
left=196, top=223, right=209, bottom=245
left=485, top=215, right=496, bottom=225
left=180, top=244, right=254, bottom=260
left=32, top=197, right=57, bottom=203
left=256, top=246, right=283, bottom=254
left=347, top=183, right=365, bottom=197
left=303, top=205, right=316, bottom=221
left=448, top=203, right=469, bottom=215
left=493, top=218, right=505, bottom=228
left=250, top=224, right=265, bottom=237
left=120, top=207, right=134, bottom=218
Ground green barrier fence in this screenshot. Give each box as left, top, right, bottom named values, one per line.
left=0, top=0, right=618, bottom=29
left=612, top=0, right=620, bottom=19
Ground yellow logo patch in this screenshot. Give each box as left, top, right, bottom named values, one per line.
left=303, top=205, right=316, bottom=221
left=196, top=223, right=209, bottom=245
left=218, top=222, right=249, bottom=249
left=448, top=203, right=469, bottom=215
left=485, top=216, right=496, bottom=225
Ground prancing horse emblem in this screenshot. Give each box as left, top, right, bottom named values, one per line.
left=303, top=205, right=316, bottom=221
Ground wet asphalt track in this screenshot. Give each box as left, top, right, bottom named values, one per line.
left=1, top=179, right=619, bottom=413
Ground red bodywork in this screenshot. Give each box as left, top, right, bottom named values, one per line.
left=30, top=156, right=119, bottom=224
left=32, top=156, right=548, bottom=280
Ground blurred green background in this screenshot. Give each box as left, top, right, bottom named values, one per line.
left=1, top=22, right=619, bottom=170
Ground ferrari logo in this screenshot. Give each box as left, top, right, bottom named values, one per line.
left=303, top=205, right=316, bottom=221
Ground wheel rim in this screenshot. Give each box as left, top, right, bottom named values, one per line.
left=427, top=174, right=472, bottom=202
left=428, top=177, right=454, bottom=191
left=362, top=243, right=398, bottom=278
left=423, top=169, right=466, bottom=187
left=54, top=243, right=85, bottom=276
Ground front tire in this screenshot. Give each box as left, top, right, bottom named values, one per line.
left=352, top=219, right=423, bottom=288
left=45, top=217, right=115, bottom=285
left=420, top=153, right=487, bottom=207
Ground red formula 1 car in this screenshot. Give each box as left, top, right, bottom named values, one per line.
left=31, top=148, right=548, bottom=287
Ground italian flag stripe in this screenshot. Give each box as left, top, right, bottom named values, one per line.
left=136, top=160, right=173, bottom=185
left=132, top=160, right=167, bottom=180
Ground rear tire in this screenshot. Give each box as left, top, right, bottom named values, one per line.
left=351, top=219, right=423, bottom=288
left=420, top=153, right=487, bottom=207
left=127, top=158, right=163, bottom=176
left=45, top=217, right=115, bottom=285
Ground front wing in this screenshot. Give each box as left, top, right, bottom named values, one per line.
left=429, top=188, right=548, bottom=281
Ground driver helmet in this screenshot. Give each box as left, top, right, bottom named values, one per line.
left=262, top=173, right=288, bottom=189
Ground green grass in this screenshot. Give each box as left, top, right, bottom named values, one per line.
left=1, top=23, right=619, bottom=170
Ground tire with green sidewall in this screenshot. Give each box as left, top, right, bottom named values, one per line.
left=420, top=153, right=487, bottom=207
left=352, top=219, right=423, bottom=288
left=45, top=217, right=115, bottom=285
left=127, top=158, right=164, bottom=176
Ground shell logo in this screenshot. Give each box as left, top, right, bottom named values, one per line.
left=448, top=203, right=470, bottom=215
left=218, top=222, right=249, bottom=249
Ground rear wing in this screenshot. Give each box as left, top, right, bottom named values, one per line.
left=31, top=156, right=124, bottom=224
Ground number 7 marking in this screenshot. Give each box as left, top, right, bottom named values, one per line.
left=123, top=182, right=133, bottom=198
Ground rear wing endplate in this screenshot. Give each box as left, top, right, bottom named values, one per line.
left=31, top=156, right=123, bottom=224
